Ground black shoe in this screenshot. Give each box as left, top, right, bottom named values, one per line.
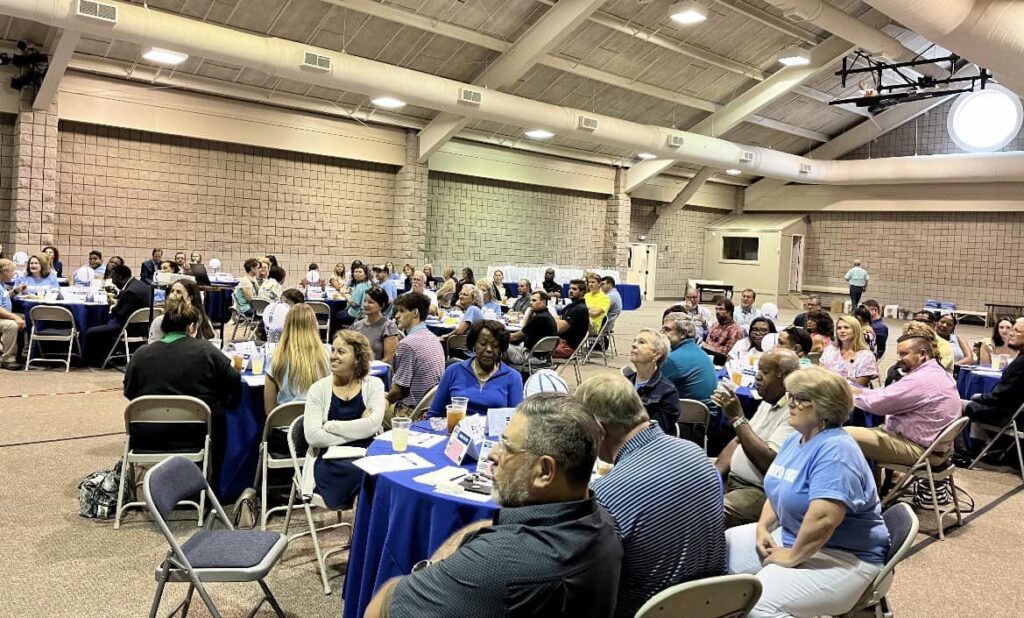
left=2, top=362, right=24, bottom=371
left=951, top=451, right=974, bottom=468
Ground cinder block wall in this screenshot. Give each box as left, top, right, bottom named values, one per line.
left=0, top=115, right=14, bottom=253
left=425, top=171, right=610, bottom=276
left=631, top=199, right=723, bottom=299
left=55, top=121, right=398, bottom=279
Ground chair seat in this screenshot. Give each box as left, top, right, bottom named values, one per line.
left=35, top=328, right=74, bottom=337
left=178, top=530, right=284, bottom=569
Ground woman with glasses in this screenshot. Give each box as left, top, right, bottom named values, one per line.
left=427, top=320, right=523, bottom=418
left=728, top=317, right=777, bottom=364
left=726, top=366, right=889, bottom=618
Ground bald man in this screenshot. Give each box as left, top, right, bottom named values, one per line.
left=712, top=348, right=801, bottom=528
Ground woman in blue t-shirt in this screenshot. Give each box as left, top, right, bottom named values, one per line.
left=13, top=253, right=60, bottom=293
left=725, top=366, right=890, bottom=618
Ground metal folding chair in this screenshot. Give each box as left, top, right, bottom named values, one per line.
left=880, top=416, right=969, bottom=540
left=525, top=335, right=560, bottom=375
left=283, top=417, right=355, bottom=595
left=230, top=301, right=255, bottom=341
left=633, top=574, right=761, bottom=618
left=143, top=456, right=287, bottom=618
left=254, top=401, right=306, bottom=530
left=446, top=333, right=469, bottom=358
left=408, top=385, right=439, bottom=422
left=553, top=335, right=588, bottom=385
left=837, top=503, right=920, bottom=618
left=115, top=396, right=211, bottom=530
left=582, top=317, right=614, bottom=365
left=678, top=399, right=712, bottom=453
left=24, top=305, right=79, bottom=372
left=968, top=401, right=1024, bottom=484
left=307, top=301, right=332, bottom=343
left=103, top=307, right=162, bottom=370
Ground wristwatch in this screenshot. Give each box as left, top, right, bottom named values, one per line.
left=731, top=417, right=749, bottom=430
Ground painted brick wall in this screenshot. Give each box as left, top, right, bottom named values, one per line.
left=631, top=199, right=724, bottom=299
left=425, top=171, right=610, bottom=275
left=55, top=121, right=397, bottom=278
left=804, top=212, right=1024, bottom=312
left=0, top=114, right=14, bottom=252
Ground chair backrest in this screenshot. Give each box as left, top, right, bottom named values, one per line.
left=307, top=301, right=330, bottom=317
left=143, top=455, right=211, bottom=524
left=126, top=307, right=159, bottom=325
left=529, top=335, right=560, bottom=357
left=288, top=416, right=311, bottom=462
left=409, top=385, right=439, bottom=421
left=28, top=304, right=75, bottom=326
left=852, top=503, right=920, bottom=609
left=912, top=416, right=970, bottom=465
left=124, top=395, right=212, bottom=428
left=678, top=399, right=711, bottom=425
left=447, top=333, right=468, bottom=353
left=251, top=298, right=270, bottom=315
left=263, top=401, right=305, bottom=442
left=633, top=574, right=762, bottom=618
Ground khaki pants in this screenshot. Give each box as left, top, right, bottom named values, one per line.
left=845, top=426, right=945, bottom=466
left=724, top=474, right=767, bottom=529
left=0, top=318, right=18, bottom=364
left=383, top=401, right=416, bottom=430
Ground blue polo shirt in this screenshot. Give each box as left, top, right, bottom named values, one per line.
left=765, top=428, right=890, bottom=564
left=427, top=359, right=524, bottom=418
left=661, top=339, right=717, bottom=403
left=0, top=283, right=11, bottom=312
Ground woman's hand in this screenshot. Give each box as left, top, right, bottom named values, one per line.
left=762, top=547, right=800, bottom=568
left=755, top=525, right=777, bottom=560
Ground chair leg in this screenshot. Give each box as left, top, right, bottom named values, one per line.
left=114, top=446, right=131, bottom=530
left=64, top=336, right=73, bottom=372
left=181, top=583, right=195, bottom=617
left=925, top=471, right=945, bottom=540
left=303, top=501, right=333, bottom=595
left=968, top=424, right=1010, bottom=470
left=24, top=331, right=33, bottom=370
left=1014, top=423, right=1024, bottom=484
left=258, top=447, right=269, bottom=530
left=949, top=476, right=964, bottom=527
left=258, top=579, right=287, bottom=618
left=187, top=574, right=222, bottom=618
left=149, top=562, right=171, bottom=618
left=283, top=481, right=297, bottom=535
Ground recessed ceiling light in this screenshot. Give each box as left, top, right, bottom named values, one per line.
left=524, top=129, right=555, bottom=140
left=371, top=97, right=406, bottom=109
left=637, top=152, right=658, bottom=160
left=778, top=47, right=812, bottom=67
left=142, top=47, right=188, bottom=65
left=725, top=169, right=742, bottom=176
left=668, top=2, right=708, bottom=25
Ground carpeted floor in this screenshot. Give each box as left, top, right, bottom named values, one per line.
left=1, top=301, right=1022, bottom=617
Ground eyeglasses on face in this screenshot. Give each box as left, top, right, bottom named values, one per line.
left=786, top=393, right=813, bottom=408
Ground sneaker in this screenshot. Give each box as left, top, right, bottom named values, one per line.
left=1, top=361, right=23, bottom=371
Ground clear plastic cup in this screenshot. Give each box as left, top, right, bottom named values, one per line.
left=392, top=416, right=411, bottom=452
left=251, top=353, right=265, bottom=375
left=446, top=404, right=466, bottom=435
left=451, top=397, right=469, bottom=413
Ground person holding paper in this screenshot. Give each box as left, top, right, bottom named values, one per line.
left=302, top=329, right=386, bottom=508
left=427, top=320, right=524, bottom=419
left=365, top=393, right=622, bottom=618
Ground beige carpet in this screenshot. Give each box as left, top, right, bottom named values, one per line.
left=1, top=304, right=1022, bottom=617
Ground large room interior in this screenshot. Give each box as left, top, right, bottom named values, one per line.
left=1, top=0, right=1023, bottom=617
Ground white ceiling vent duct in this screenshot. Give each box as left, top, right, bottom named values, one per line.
left=7, top=0, right=1024, bottom=186
left=861, top=0, right=1024, bottom=98
left=76, top=0, right=117, bottom=23
left=458, top=88, right=483, bottom=106
left=302, top=51, right=331, bottom=71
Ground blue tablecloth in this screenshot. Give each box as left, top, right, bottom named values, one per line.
left=343, top=421, right=498, bottom=618
left=219, top=363, right=392, bottom=500
left=957, top=366, right=1002, bottom=399
left=425, top=320, right=456, bottom=337
left=15, top=299, right=111, bottom=360
left=202, top=287, right=234, bottom=325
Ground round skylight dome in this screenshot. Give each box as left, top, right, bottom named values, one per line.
left=947, top=84, right=1023, bottom=153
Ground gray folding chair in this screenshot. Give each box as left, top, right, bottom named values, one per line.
left=446, top=333, right=469, bottom=358
left=307, top=301, right=332, bottom=343
left=633, top=573, right=762, bottom=618
left=408, top=385, right=439, bottom=422
left=103, top=307, right=162, bottom=370
left=583, top=317, right=614, bottom=365
left=968, top=401, right=1024, bottom=484
left=880, top=416, right=969, bottom=540
left=553, top=336, right=587, bottom=385
left=143, top=456, right=287, bottom=618
left=283, top=416, right=355, bottom=595
left=525, top=335, right=560, bottom=376
left=837, top=503, right=920, bottom=618
left=115, top=396, right=211, bottom=530
left=24, top=305, right=79, bottom=372
left=250, top=298, right=270, bottom=321
left=678, top=399, right=712, bottom=453
left=254, top=401, right=306, bottom=530
left=230, top=301, right=255, bottom=340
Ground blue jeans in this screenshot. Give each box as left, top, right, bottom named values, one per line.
left=849, top=285, right=865, bottom=308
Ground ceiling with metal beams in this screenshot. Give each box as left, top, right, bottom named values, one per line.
left=1, top=0, right=947, bottom=182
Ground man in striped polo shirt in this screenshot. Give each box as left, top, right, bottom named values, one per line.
left=385, top=292, right=445, bottom=421
left=576, top=374, right=726, bottom=618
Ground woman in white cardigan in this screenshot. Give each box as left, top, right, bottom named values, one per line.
left=302, top=329, right=386, bottom=508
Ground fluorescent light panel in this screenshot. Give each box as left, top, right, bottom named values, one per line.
left=524, top=129, right=555, bottom=140
left=725, top=169, right=742, bottom=176
left=142, top=47, right=188, bottom=65
left=637, top=152, right=657, bottom=160
left=778, top=47, right=811, bottom=66
left=669, top=2, right=708, bottom=25
left=371, top=97, right=406, bottom=109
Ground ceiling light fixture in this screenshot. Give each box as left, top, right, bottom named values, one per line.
left=524, top=129, right=555, bottom=140
left=778, top=47, right=812, bottom=67
left=637, top=152, right=658, bottom=160
left=371, top=97, right=406, bottom=109
left=142, top=47, right=188, bottom=65
left=725, top=169, right=742, bottom=176
left=668, top=1, right=708, bottom=25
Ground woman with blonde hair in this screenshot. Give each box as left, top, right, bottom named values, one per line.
left=820, top=315, right=878, bottom=387
left=264, top=304, right=330, bottom=411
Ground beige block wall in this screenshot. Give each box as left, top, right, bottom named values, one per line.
left=0, top=114, right=14, bottom=251
left=55, top=121, right=398, bottom=278
left=425, top=171, right=610, bottom=275
left=631, top=199, right=724, bottom=299
left=804, top=212, right=1024, bottom=312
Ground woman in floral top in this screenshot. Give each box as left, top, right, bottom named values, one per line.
left=820, top=315, right=878, bottom=387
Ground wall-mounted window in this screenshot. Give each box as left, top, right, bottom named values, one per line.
left=722, top=236, right=759, bottom=262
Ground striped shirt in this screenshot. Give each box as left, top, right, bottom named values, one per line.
left=592, top=424, right=727, bottom=618
left=392, top=323, right=445, bottom=406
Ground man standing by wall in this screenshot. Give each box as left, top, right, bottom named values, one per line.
left=845, top=259, right=869, bottom=308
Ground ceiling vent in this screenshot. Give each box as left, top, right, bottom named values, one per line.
left=459, top=88, right=483, bottom=106
left=578, top=116, right=599, bottom=132
left=666, top=134, right=685, bottom=148
left=302, top=51, right=332, bottom=71
left=799, top=163, right=812, bottom=175
left=781, top=8, right=803, bottom=23
left=77, top=0, right=118, bottom=23
left=740, top=150, right=755, bottom=164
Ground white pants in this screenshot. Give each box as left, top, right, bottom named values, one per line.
left=726, top=523, right=883, bottom=618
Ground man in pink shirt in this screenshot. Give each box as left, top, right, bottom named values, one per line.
left=846, top=334, right=962, bottom=473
